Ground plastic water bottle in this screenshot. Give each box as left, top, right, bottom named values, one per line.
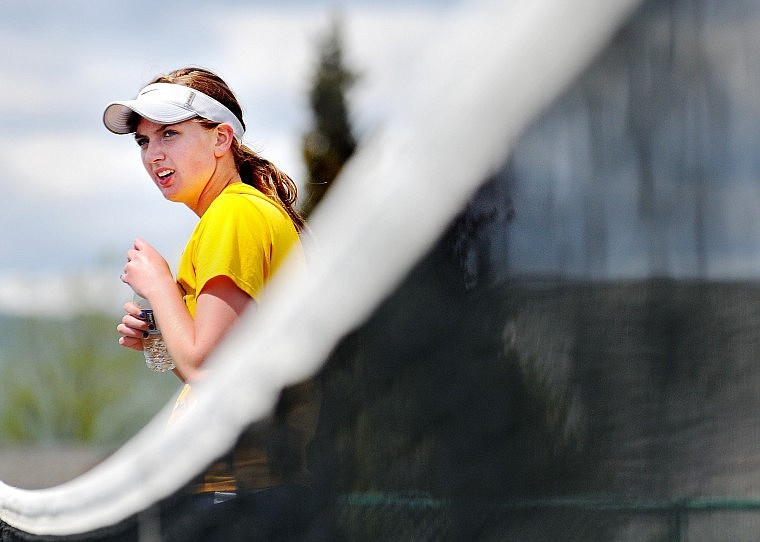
left=133, top=293, right=175, bottom=372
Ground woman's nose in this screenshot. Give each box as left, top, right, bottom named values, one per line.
left=145, top=141, right=165, bottom=162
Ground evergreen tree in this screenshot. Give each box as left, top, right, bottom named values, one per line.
left=300, top=15, right=357, bottom=218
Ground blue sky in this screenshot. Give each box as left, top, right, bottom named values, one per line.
left=0, top=0, right=465, bottom=314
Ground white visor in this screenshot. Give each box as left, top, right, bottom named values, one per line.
left=103, top=82, right=245, bottom=141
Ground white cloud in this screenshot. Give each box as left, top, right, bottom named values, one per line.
left=0, top=135, right=143, bottom=198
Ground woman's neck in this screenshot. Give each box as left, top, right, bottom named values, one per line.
left=192, top=161, right=242, bottom=217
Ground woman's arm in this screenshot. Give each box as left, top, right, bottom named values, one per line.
left=160, top=275, right=250, bottom=381
left=118, top=238, right=251, bottom=382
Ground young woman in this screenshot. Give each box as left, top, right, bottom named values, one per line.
left=106, top=67, right=305, bottom=384
left=104, top=69, right=320, bottom=535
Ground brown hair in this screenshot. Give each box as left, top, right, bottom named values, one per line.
left=147, top=67, right=305, bottom=232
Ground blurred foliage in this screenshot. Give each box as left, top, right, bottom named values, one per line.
left=300, top=14, right=358, bottom=218
left=0, top=312, right=178, bottom=445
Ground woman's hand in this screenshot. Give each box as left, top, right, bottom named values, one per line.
left=121, top=237, right=174, bottom=299
left=118, top=237, right=173, bottom=352
left=117, top=300, right=148, bottom=351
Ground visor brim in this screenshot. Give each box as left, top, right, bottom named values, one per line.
left=103, top=101, right=197, bottom=135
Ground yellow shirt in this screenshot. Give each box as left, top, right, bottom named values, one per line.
left=170, top=183, right=313, bottom=492
left=177, top=182, right=304, bottom=317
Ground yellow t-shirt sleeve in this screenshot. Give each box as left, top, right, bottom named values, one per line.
left=192, top=196, right=273, bottom=301
left=177, top=185, right=304, bottom=317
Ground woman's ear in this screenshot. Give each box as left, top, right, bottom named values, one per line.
left=213, top=124, right=236, bottom=157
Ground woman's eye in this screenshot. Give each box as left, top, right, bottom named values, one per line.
left=135, top=137, right=148, bottom=148
left=163, top=130, right=178, bottom=139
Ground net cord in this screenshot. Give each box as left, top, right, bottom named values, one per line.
left=0, top=0, right=642, bottom=535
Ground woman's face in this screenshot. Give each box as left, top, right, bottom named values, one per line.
left=135, top=118, right=219, bottom=210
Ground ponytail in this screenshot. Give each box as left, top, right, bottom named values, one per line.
left=233, top=140, right=305, bottom=232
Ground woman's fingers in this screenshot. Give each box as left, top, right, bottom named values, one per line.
left=120, top=313, right=149, bottom=333
left=118, top=335, right=144, bottom=351
left=123, top=300, right=141, bottom=316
